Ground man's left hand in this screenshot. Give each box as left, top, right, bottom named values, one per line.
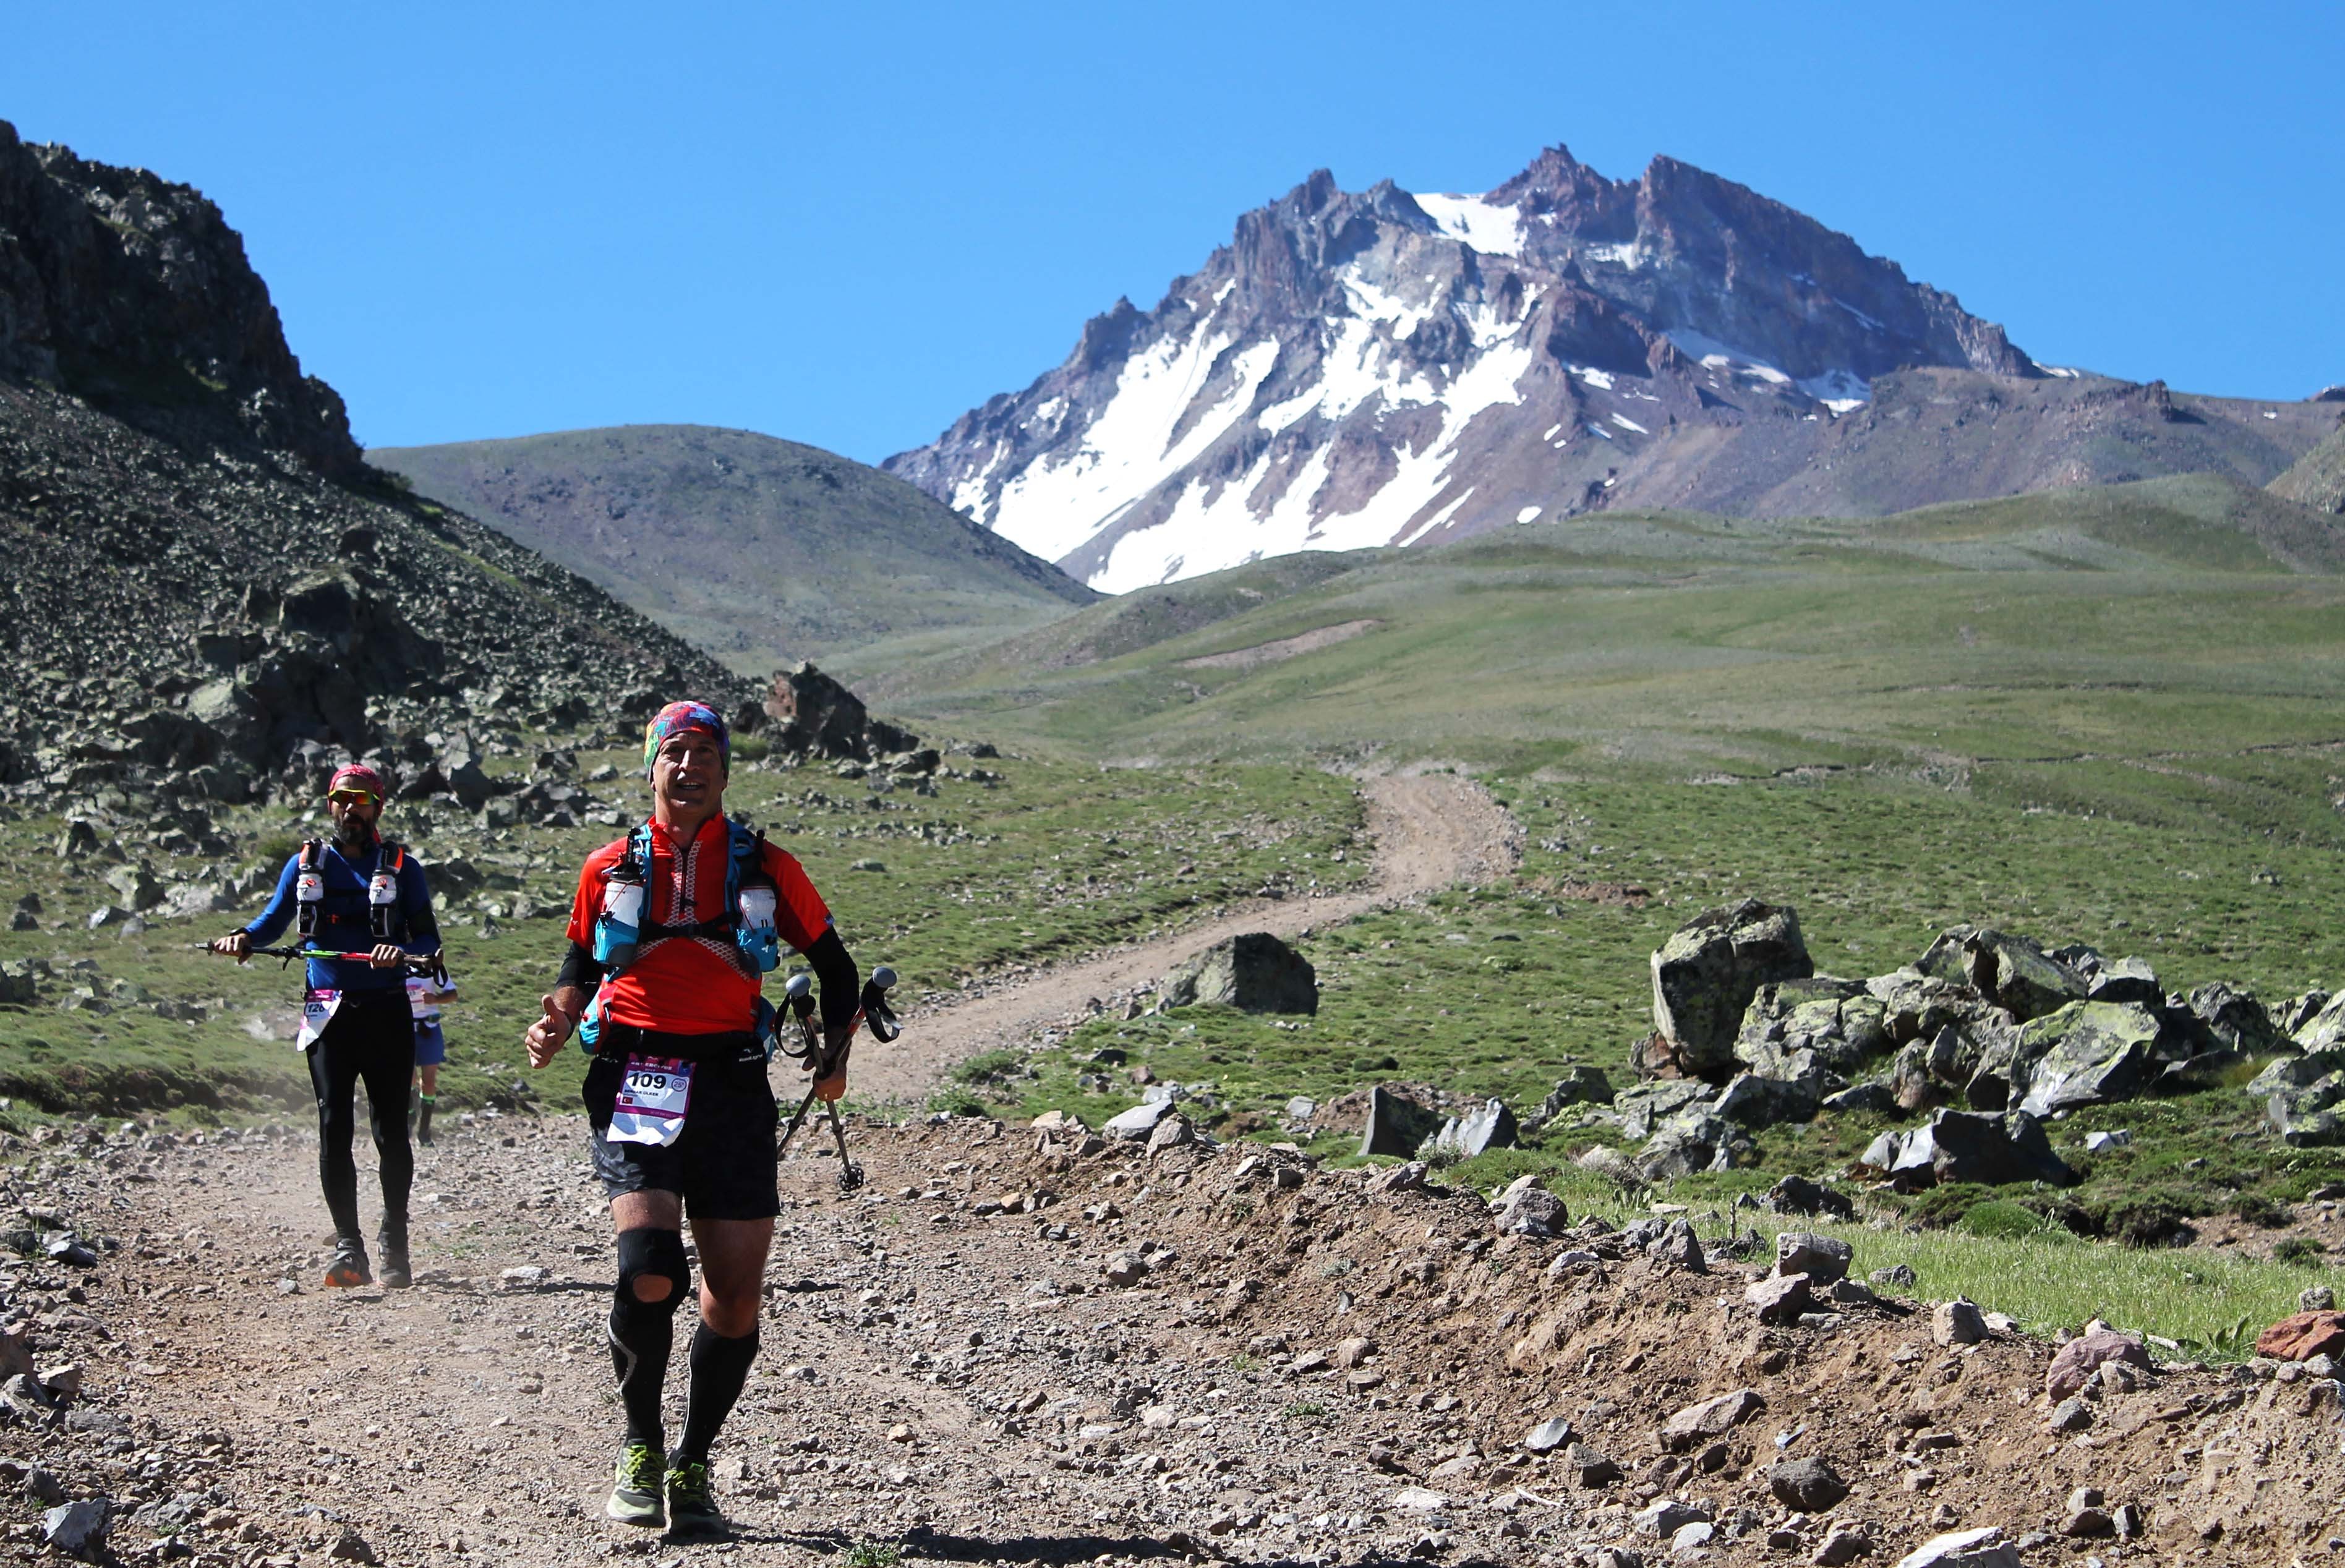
left=813, top=1022, right=854, bottom=1102
left=369, top=944, right=406, bottom=969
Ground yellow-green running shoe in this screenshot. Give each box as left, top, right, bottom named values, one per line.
left=605, top=1441, right=664, bottom=1527
left=665, top=1454, right=723, bottom=1536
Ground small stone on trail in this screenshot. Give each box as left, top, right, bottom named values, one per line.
left=1661, top=1387, right=1763, bottom=1452
left=1101, top=1251, right=1148, bottom=1287
left=1746, top=1272, right=1814, bottom=1324
left=2255, top=1308, right=2345, bottom=1362
left=41, top=1498, right=108, bottom=1559
left=1931, top=1297, right=1987, bottom=1347
left=2300, top=1284, right=2336, bottom=1312
left=1522, top=1415, right=1571, bottom=1452
left=1769, top=1455, right=1849, bottom=1512
left=1889, top=1525, right=2020, bottom=1567
left=326, top=1528, right=378, bottom=1564
left=2044, top=1328, right=2153, bottom=1399
left=2046, top=1397, right=2093, bottom=1433
left=498, top=1266, right=548, bottom=1289
left=1102, top=1101, right=1171, bottom=1140
left=1811, top=1525, right=1873, bottom=1566
left=1777, top=1232, right=1852, bottom=1284
left=1389, top=1486, right=1448, bottom=1512
left=1333, top=1336, right=1375, bottom=1369
left=1565, top=1442, right=1621, bottom=1487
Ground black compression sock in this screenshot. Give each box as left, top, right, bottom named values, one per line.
left=607, top=1296, right=675, bottom=1451
left=676, top=1323, right=759, bottom=1462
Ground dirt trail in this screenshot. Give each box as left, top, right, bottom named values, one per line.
left=853, top=772, right=1521, bottom=1103
left=14, top=1116, right=2340, bottom=1567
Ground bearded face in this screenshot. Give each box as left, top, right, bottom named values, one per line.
left=328, top=790, right=381, bottom=851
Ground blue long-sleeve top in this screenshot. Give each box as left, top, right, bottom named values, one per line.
left=243, top=839, right=440, bottom=995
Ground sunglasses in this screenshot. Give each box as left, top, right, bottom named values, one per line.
left=327, top=790, right=378, bottom=804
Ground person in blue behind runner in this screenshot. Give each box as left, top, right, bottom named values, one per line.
left=211, top=763, right=440, bottom=1289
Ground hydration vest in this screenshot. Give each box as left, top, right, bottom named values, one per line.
left=296, top=840, right=408, bottom=943
left=591, top=819, right=783, bottom=979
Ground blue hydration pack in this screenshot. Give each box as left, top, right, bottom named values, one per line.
left=581, top=819, right=784, bottom=1054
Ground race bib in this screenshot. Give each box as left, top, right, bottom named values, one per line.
left=297, top=987, right=342, bottom=1050
left=606, top=1055, right=694, bottom=1146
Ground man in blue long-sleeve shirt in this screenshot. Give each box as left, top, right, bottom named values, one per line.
left=211, top=763, right=440, bottom=1288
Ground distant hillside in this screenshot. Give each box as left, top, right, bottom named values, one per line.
left=2271, top=422, right=2345, bottom=514
left=371, top=426, right=1097, bottom=678
left=886, top=144, right=2334, bottom=591
left=881, top=474, right=2345, bottom=795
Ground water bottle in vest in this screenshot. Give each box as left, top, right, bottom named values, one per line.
left=367, top=863, right=399, bottom=931
left=295, top=855, right=325, bottom=935
left=596, top=857, right=646, bottom=969
left=738, top=884, right=781, bottom=973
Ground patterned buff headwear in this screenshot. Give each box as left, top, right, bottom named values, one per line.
left=642, top=701, right=730, bottom=778
left=325, top=763, right=387, bottom=803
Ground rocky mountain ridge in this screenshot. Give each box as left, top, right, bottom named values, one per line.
left=887, top=144, right=2336, bottom=590
left=0, top=121, right=756, bottom=820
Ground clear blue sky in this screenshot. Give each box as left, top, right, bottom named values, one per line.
left=6, top=2, right=2338, bottom=464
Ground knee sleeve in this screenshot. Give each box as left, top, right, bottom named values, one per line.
left=615, top=1227, right=690, bottom=1313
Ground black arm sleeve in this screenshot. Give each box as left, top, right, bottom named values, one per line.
left=555, top=941, right=605, bottom=994
left=805, top=927, right=860, bottom=1031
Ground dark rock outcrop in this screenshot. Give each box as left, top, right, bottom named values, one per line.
left=1161, top=932, right=1318, bottom=1015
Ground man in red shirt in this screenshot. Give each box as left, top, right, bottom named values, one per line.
left=524, top=701, right=859, bottom=1535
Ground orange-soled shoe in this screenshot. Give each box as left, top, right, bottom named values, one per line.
left=322, top=1240, right=371, bottom=1289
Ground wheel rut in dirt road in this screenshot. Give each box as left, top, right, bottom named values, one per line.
left=850, top=772, right=1521, bottom=1103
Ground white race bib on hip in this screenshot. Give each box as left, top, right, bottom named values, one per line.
left=606, top=1054, right=694, bottom=1146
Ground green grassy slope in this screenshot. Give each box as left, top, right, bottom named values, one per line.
left=886, top=477, right=2345, bottom=841
left=2271, top=422, right=2345, bottom=514
left=369, top=425, right=1095, bottom=680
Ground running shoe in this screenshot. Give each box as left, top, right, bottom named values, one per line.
left=321, top=1239, right=370, bottom=1289
left=605, top=1442, right=664, bottom=1527
left=664, top=1453, right=723, bottom=1536
left=415, top=1101, right=435, bottom=1146
left=377, top=1227, right=412, bottom=1290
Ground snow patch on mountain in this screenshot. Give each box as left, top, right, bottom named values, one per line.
left=1413, top=193, right=1524, bottom=257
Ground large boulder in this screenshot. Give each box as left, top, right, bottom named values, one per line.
left=1865, top=967, right=1998, bottom=1047
left=1916, top=926, right=2088, bottom=1022
left=1859, top=1108, right=2074, bottom=1190
left=2295, top=993, right=2345, bottom=1054
left=2009, top=1001, right=2181, bottom=1117
left=1359, top=1086, right=1443, bottom=1158
left=1733, top=977, right=1888, bottom=1075
left=1649, top=899, right=1813, bottom=1078
left=761, top=662, right=919, bottom=762
left=1637, top=1107, right=1739, bottom=1179
left=2251, top=1057, right=2345, bottom=1147
left=2187, top=983, right=2281, bottom=1055
left=1161, top=932, right=1317, bottom=1015
left=1422, top=1099, right=1518, bottom=1159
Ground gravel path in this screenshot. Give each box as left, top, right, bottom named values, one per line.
left=852, top=773, right=1521, bottom=1102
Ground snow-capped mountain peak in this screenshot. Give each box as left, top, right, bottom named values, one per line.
left=886, top=145, right=2035, bottom=590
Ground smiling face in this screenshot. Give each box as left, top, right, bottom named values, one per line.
left=651, top=730, right=727, bottom=830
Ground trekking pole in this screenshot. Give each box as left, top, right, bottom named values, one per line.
left=771, top=966, right=897, bottom=1193
left=202, top=943, right=445, bottom=978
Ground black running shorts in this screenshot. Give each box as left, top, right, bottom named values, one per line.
left=583, top=1048, right=781, bottom=1222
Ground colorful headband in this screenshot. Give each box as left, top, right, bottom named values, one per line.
left=643, top=701, right=730, bottom=778
left=326, top=763, right=387, bottom=803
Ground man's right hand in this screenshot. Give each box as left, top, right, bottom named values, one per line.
left=524, top=994, right=576, bottom=1068
left=210, top=932, right=251, bottom=963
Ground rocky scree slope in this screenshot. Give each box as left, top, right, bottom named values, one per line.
left=888, top=144, right=2334, bottom=592
left=0, top=121, right=753, bottom=816
left=370, top=425, right=1097, bottom=678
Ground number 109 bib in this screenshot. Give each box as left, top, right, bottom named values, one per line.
left=607, top=1054, right=694, bottom=1146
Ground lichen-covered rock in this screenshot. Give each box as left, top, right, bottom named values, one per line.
left=1916, top=926, right=2090, bottom=1022
left=2010, top=1001, right=2181, bottom=1116
left=1649, top=899, right=1813, bottom=1077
